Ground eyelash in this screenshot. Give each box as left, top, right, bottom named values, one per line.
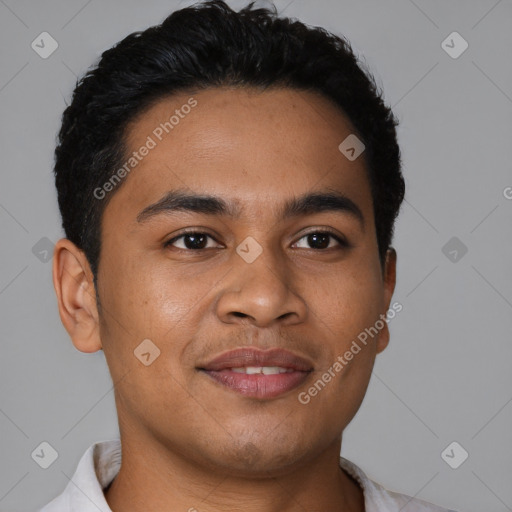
left=163, top=229, right=349, bottom=251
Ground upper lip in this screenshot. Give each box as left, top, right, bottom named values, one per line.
left=199, top=347, right=314, bottom=372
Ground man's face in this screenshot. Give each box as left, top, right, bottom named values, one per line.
left=95, top=87, right=395, bottom=475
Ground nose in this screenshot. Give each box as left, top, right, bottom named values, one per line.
left=215, top=247, right=308, bottom=328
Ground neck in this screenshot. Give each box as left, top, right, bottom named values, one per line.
left=104, top=430, right=364, bottom=512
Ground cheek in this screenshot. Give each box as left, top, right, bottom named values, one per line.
left=98, top=249, right=212, bottom=368
left=98, top=257, right=195, bottom=413
left=100, top=244, right=170, bottom=318
left=314, top=262, right=384, bottom=339
left=300, top=275, right=382, bottom=430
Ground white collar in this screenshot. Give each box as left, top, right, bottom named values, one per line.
left=38, top=439, right=456, bottom=512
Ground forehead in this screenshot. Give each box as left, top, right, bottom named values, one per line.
left=106, top=86, right=373, bottom=224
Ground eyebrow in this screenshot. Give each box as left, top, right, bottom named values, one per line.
left=136, top=189, right=365, bottom=229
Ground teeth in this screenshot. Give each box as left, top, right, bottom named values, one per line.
left=231, top=366, right=294, bottom=374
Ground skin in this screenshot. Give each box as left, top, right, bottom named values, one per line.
left=53, top=86, right=397, bottom=512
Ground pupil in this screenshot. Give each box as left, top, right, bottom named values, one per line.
left=185, top=234, right=207, bottom=249
left=309, top=233, right=329, bottom=249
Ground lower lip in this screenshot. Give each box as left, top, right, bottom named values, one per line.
left=201, top=369, right=311, bottom=399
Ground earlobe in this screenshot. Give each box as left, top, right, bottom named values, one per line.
left=376, top=329, right=390, bottom=354
left=52, top=238, right=102, bottom=353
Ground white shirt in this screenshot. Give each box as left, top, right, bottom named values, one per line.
left=38, top=439, right=458, bottom=512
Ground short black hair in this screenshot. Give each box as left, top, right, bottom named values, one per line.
left=54, top=0, right=404, bottom=282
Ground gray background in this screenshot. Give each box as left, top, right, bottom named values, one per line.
left=1, top=0, right=511, bottom=510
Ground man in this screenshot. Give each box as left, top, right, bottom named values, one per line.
left=40, top=1, right=458, bottom=510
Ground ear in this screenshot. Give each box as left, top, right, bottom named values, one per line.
left=52, top=238, right=102, bottom=353
left=376, top=247, right=397, bottom=354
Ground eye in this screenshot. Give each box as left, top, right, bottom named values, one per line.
left=164, top=231, right=221, bottom=250
left=293, top=230, right=348, bottom=250
left=164, top=229, right=348, bottom=252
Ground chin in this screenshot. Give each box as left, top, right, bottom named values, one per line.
left=203, top=434, right=312, bottom=478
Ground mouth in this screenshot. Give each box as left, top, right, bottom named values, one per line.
left=197, top=347, right=314, bottom=399
left=200, top=368, right=312, bottom=399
